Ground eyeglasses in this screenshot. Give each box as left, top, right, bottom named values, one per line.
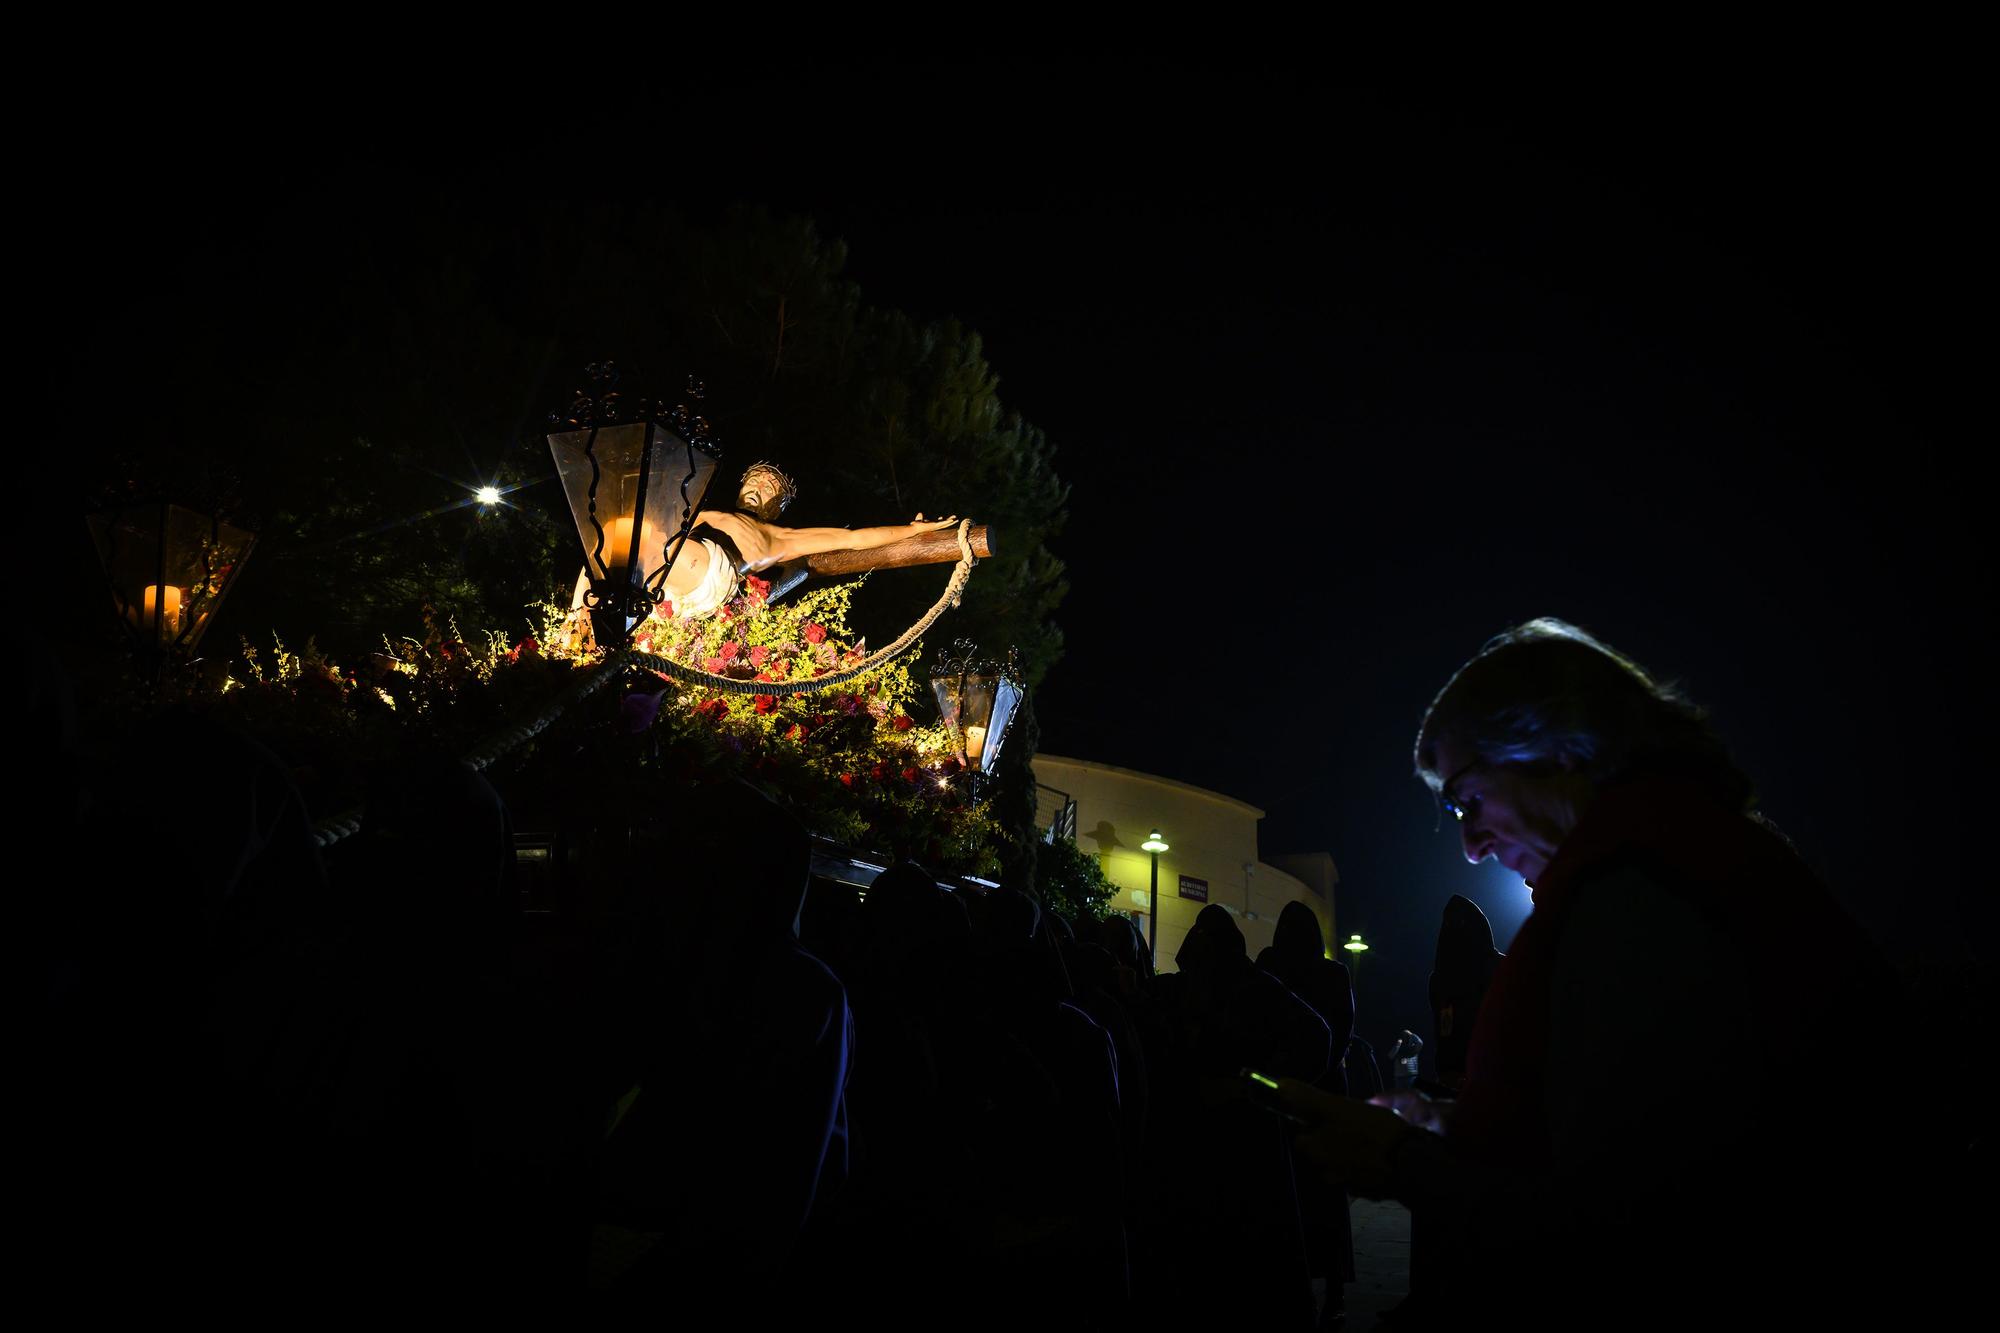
left=1438, top=757, right=1485, bottom=824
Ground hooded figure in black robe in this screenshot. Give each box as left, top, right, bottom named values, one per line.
left=44, top=710, right=347, bottom=1314
left=593, top=780, right=852, bottom=1311
left=1428, top=893, right=1502, bottom=1090
left=1155, top=904, right=1331, bottom=1331
left=824, top=861, right=984, bottom=1317
left=1257, top=902, right=1355, bottom=1096
left=292, top=756, right=572, bottom=1309
left=1257, top=901, right=1358, bottom=1322
left=961, top=889, right=1128, bottom=1324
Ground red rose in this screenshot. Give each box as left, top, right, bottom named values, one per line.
left=745, top=575, right=772, bottom=601
left=749, top=644, right=769, bottom=667
left=703, top=657, right=726, bottom=673
left=754, top=694, right=777, bottom=715
left=893, top=715, right=914, bottom=732
left=719, top=640, right=740, bottom=663
left=660, top=601, right=675, bottom=619
left=786, top=723, right=805, bottom=742
left=302, top=672, right=343, bottom=699
left=839, top=773, right=856, bottom=788
left=901, top=766, right=921, bottom=783
left=803, top=623, right=827, bottom=644
left=870, top=763, right=889, bottom=783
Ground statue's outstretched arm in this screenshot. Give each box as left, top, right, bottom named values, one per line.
left=710, top=512, right=958, bottom=571
left=773, top=515, right=959, bottom=560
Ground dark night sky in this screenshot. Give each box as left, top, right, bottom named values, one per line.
left=34, top=59, right=1988, bottom=1047
left=758, top=68, right=1988, bottom=1043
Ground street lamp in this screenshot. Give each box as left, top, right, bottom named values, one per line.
left=1141, top=827, right=1169, bottom=965
left=86, top=500, right=256, bottom=675
left=930, top=641, right=1025, bottom=785
left=1343, top=931, right=1369, bottom=981
left=547, top=363, right=721, bottom=649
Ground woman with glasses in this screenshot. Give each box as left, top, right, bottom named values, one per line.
left=1276, top=618, right=1913, bottom=1328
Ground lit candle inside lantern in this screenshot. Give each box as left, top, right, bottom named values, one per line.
left=604, top=517, right=637, bottom=572
left=142, top=584, right=183, bottom=635
left=963, top=724, right=987, bottom=764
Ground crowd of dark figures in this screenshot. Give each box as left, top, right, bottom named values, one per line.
left=24, top=699, right=1365, bottom=1329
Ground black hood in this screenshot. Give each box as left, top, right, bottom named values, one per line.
left=1271, top=900, right=1326, bottom=961
left=1176, top=903, right=1247, bottom=974
left=1434, top=893, right=1498, bottom=973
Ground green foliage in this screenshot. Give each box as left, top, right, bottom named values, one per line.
left=84, top=190, right=1069, bottom=694
left=1035, top=834, right=1118, bottom=926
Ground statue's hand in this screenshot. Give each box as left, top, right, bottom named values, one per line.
left=913, top=513, right=959, bottom=531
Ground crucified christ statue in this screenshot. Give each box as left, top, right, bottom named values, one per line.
left=569, top=460, right=961, bottom=626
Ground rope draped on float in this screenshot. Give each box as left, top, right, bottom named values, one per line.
left=309, top=520, right=978, bottom=848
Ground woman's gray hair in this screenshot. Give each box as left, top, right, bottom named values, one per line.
left=1415, top=618, right=1755, bottom=811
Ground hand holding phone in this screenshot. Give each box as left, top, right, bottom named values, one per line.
left=1241, top=1068, right=1312, bottom=1127
left=1259, top=1071, right=1433, bottom=1199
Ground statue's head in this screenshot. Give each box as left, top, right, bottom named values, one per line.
left=738, top=461, right=797, bottom=522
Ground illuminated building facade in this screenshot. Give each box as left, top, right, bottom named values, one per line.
left=1033, top=753, right=1337, bottom=969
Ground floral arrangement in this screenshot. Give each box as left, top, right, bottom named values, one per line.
left=197, top=576, right=1003, bottom=880
left=620, top=574, right=1000, bottom=873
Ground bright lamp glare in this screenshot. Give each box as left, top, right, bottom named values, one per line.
left=476, top=486, right=502, bottom=506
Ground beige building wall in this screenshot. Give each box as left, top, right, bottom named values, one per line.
left=1033, top=753, right=1336, bottom=970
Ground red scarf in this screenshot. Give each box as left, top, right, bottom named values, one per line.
left=1446, top=775, right=1878, bottom=1167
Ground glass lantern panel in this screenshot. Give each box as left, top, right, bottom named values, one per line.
left=548, top=423, right=717, bottom=587
left=934, top=672, right=1001, bottom=765
left=981, top=678, right=1025, bottom=774
left=930, top=677, right=962, bottom=732
left=87, top=503, right=256, bottom=653
left=644, top=427, right=720, bottom=591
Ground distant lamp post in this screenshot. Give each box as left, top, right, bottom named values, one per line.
left=1343, top=932, right=1369, bottom=980
left=547, top=363, right=721, bottom=649
left=930, top=641, right=1025, bottom=783
left=87, top=500, right=256, bottom=673
left=1141, top=827, right=1169, bottom=965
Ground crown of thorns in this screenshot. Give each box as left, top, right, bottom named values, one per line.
left=739, top=460, right=797, bottom=516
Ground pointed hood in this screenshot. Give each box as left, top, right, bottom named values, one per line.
left=1272, top=900, right=1327, bottom=962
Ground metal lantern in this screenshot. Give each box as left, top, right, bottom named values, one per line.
left=547, top=363, right=721, bottom=648
left=930, top=641, right=1025, bottom=778
left=86, top=501, right=256, bottom=663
